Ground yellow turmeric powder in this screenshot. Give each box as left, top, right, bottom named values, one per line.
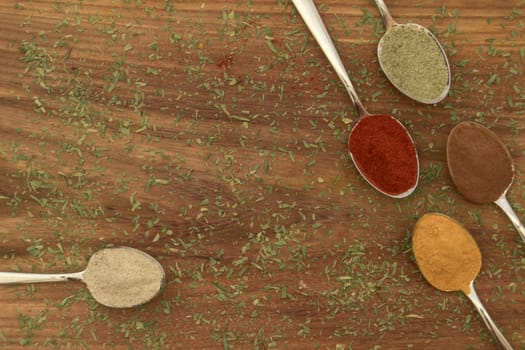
left=412, top=213, right=481, bottom=294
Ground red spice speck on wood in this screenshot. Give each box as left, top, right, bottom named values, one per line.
left=348, top=115, right=418, bottom=196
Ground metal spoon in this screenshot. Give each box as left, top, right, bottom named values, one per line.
left=0, top=246, right=165, bottom=308
left=447, top=121, right=525, bottom=244
left=413, top=213, right=513, bottom=350
left=291, top=0, right=419, bottom=198
left=374, top=0, right=451, bottom=104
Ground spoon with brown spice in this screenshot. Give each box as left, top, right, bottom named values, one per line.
left=373, top=0, right=451, bottom=104
left=291, top=0, right=419, bottom=198
left=0, top=246, right=165, bottom=308
left=447, top=121, right=525, bottom=244
left=413, top=213, right=513, bottom=350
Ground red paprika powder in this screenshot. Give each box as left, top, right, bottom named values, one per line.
left=348, top=115, right=418, bottom=196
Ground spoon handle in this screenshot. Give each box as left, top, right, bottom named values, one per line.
left=495, top=195, right=525, bottom=244
left=290, top=0, right=368, bottom=117
left=466, top=283, right=514, bottom=350
left=373, top=0, right=397, bottom=29
left=0, top=271, right=83, bottom=284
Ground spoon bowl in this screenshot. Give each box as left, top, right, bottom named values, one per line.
left=447, top=121, right=525, bottom=244
left=291, top=0, right=419, bottom=198
left=413, top=213, right=513, bottom=349
left=374, top=0, right=451, bottom=104
left=348, top=114, right=419, bottom=197
left=0, top=246, right=165, bottom=308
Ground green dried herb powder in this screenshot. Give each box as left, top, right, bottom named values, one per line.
left=378, top=24, right=449, bottom=103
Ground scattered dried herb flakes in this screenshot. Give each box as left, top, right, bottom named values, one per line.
left=1, top=0, right=524, bottom=349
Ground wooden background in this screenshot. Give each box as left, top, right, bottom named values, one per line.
left=0, top=0, right=524, bottom=349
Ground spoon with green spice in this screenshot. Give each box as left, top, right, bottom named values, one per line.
left=0, top=246, right=165, bottom=308
left=291, top=0, right=419, bottom=198
left=373, top=0, right=451, bottom=104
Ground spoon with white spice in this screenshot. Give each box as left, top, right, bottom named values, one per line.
left=374, top=0, right=451, bottom=104
left=0, top=247, right=165, bottom=308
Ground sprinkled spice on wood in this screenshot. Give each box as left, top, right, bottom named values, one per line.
left=348, top=115, right=418, bottom=196
left=83, top=247, right=165, bottom=308
left=378, top=24, right=449, bottom=103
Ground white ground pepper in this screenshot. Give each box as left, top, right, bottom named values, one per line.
left=379, top=24, right=449, bottom=102
left=83, top=247, right=165, bottom=308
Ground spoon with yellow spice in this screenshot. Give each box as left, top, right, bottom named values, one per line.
left=413, top=213, right=513, bottom=350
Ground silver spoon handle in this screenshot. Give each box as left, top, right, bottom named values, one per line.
left=373, top=0, right=397, bottom=29
left=495, top=195, right=525, bottom=244
left=466, top=283, right=514, bottom=350
left=291, top=0, right=368, bottom=117
left=0, top=271, right=83, bottom=284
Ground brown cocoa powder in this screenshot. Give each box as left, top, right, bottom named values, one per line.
left=447, top=121, right=514, bottom=204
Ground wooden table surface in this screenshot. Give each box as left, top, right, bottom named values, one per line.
left=1, top=0, right=525, bottom=349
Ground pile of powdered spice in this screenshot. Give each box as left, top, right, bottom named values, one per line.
left=83, top=247, right=165, bottom=308
left=348, top=114, right=418, bottom=196
left=412, top=213, right=481, bottom=294
left=379, top=24, right=449, bottom=102
left=447, top=121, right=514, bottom=204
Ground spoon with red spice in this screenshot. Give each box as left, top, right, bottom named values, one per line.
left=291, top=0, right=419, bottom=198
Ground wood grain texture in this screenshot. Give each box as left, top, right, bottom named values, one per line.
left=0, top=0, right=524, bottom=349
